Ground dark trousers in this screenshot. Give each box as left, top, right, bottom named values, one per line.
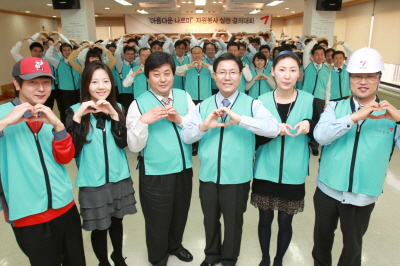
left=200, top=181, right=250, bottom=266
left=56, top=90, right=80, bottom=123
left=310, top=98, right=326, bottom=149
left=139, top=161, right=193, bottom=266
left=118, top=93, right=134, bottom=115
left=312, top=187, right=375, bottom=266
left=44, top=87, right=58, bottom=110
left=12, top=204, right=86, bottom=266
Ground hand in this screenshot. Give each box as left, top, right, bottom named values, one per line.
left=220, top=107, right=242, bottom=126
left=366, top=100, right=400, bottom=122
left=95, top=100, right=119, bottom=121
left=53, top=40, right=61, bottom=46
left=134, top=64, right=144, bottom=75
left=292, top=120, right=310, bottom=136
left=94, top=43, right=106, bottom=50
left=278, top=123, right=295, bottom=136
left=79, top=43, right=92, bottom=50
left=164, top=105, right=182, bottom=124
left=350, top=101, right=380, bottom=122
left=20, top=36, right=33, bottom=42
left=199, top=109, right=225, bottom=131
left=242, top=39, right=249, bottom=45
left=0, top=102, right=34, bottom=131
left=40, top=31, right=49, bottom=37
left=73, top=100, right=97, bottom=123
left=50, top=31, right=59, bottom=36
left=29, top=104, right=64, bottom=131
left=139, top=106, right=168, bottom=124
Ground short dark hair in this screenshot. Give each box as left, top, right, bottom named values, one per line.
left=59, top=43, right=73, bottom=53
left=94, top=40, right=103, bottom=44
left=29, top=42, right=44, bottom=52
left=213, top=53, right=243, bottom=73
left=13, top=76, right=24, bottom=97
left=144, top=51, right=176, bottom=78
left=252, top=52, right=267, bottom=67
left=123, top=46, right=135, bottom=54
left=139, top=47, right=151, bottom=55
left=325, top=48, right=335, bottom=55
left=318, top=40, right=329, bottom=48
left=174, top=40, right=187, bottom=49
left=126, top=38, right=138, bottom=46
left=250, top=38, right=260, bottom=46
left=238, top=42, right=247, bottom=50
left=150, top=40, right=163, bottom=49
left=203, top=43, right=217, bottom=53
left=333, top=50, right=346, bottom=59
left=305, top=38, right=312, bottom=45
left=191, top=45, right=203, bottom=53
left=312, top=45, right=325, bottom=55
left=227, top=42, right=240, bottom=51
left=259, top=45, right=271, bottom=52
left=85, top=49, right=102, bottom=66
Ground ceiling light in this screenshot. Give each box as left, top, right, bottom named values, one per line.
left=213, top=1, right=217, bottom=3
left=196, top=8, right=203, bottom=13
left=47, top=4, right=53, bottom=6
left=53, top=15, right=57, bottom=17
left=291, top=11, right=295, bottom=13
left=249, top=9, right=261, bottom=14
left=136, top=9, right=148, bottom=14
left=177, top=5, right=180, bottom=7
left=187, top=1, right=193, bottom=3
left=26, top=11, right=30, bottom=13
left=266, top=1, right=284, bottom=6
left=95, top=14, right=99, bottom=17
left=114, top=0, right=132, bottom=6
left=195, top=0, right=206, bottom=5
left=218, top=1, right=223, bottom=3
left=105, top=7, right=110, bottom=9
left=277, top=15, right=281, bottom=17
left=285, top=7, right=289, bottom=9
left=182, top=1, right=186, bottom=3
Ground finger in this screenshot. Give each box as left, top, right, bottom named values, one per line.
left=366, top=114, right=386, bottom=120
left=284, top=124, right=293, bottom=130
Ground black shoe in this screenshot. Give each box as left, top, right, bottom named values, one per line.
left=200, top=261, right=216, bottom=266
left=192, top=147, right=198, bottom=156
left=110, top=252, right=128, bottom=266
left=172, top=248, right=193, bottom=262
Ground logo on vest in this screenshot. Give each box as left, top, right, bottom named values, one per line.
left=375, top=128, right=393, bottom=135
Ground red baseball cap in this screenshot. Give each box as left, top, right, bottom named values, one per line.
left=12, top=57, right=55, bottom=80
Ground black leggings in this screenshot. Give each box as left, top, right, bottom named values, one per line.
left=258, top=209, right=294, bottom=266
left=91, top=217, right=124, bottom=265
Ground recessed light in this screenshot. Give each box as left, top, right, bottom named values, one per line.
left=285, top=7, right=289, bottom=9
left=182, top=1, right=186, bottom=3
left=291, top=11, right=295, bottom=13
left=266, top=1, right=284, bottom=7
left=26, top=11, right=30, bottom=13
left=177, top=5, right=180, bottom=7
left=187, top=1, right=193, bottom=3
left=53, top=15, right=57, bottom=17
left=277, top=15, right=281, bottom=17
left=47, top=4, right=52, bottom=6
left=105, top=7, right=110, bottom=9
left=95, top=15, right=99, bottom=17
left=114, top=0, right=132, bottom=5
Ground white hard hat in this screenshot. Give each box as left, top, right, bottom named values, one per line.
left=346, top=47, right=384, bottom=73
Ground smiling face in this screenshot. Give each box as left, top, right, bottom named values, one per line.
left=13, top=77, right=52, bottom=105
left=191, top=47, right=203, bottom=61
left=312, top=49, right=325, bottom=64
left=350, top=72, right=380, bottom=105
left=147, top=63, right=174, bottom=98
left=139, top=49, right=151, bottom=64
left=213, top=59, right=242, bottom=98
left=271, top=57, right=299, bottom=91
left=175, top=43, right=186, bottom=57
left=205, top=44, right=216, bottom=59
left=88, top=69, right=112, bottom=102
left=254, top=58, right=266, bottom=69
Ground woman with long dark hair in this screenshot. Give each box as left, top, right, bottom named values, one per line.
left=66, top=61, right=136, bottom=266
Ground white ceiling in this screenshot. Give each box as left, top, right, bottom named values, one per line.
left=1, top=0, right=356, bottom=18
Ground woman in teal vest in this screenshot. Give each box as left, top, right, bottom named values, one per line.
left=251, top=51, right=320, bottom=266
left=65, top=61, right=137, bottom=266
left=246, top=52, right=272, bottom=98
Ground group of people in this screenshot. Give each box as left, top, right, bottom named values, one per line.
left=1, top=28, right=399, bottom=266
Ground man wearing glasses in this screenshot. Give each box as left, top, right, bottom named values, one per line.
left=182, top=53, right=280, bottom=266
left=312, top=47, right=400, bottom=266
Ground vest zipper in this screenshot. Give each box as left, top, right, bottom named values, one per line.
left=278, top=135, right=285, bottom=183
left=339, top=72, right=342, bottom=98
left=348, top=123, right=362, bottom=192
left=102, top=128, right=110, bottom=183
left=312, top=72, right=319, bottom=95
left=33, top=132, right=53, bottom=209
left=172, top=124, right=186, bottom=171
left=197, top=71, right=200, bottom=101
left=69, top=64, right=76, bottom=90
left=217, top=127, right=225, bottom=184
left=258, top=80, right=261, bottom=96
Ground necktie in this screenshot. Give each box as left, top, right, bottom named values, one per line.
left=338, top=68, right=342, bottom=73
left=161, top=97, right=171, bottom=106
left=178, top=57, right=183, bottom=65
left=222, top=98, right=230, bottom=119
left=129, top=62, right=133, bottom=68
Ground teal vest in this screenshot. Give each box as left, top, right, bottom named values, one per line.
left=70, top=104, right=130, bottom=187
left=198, top=93, right=255, bottom=184
left=57, top=58, right=81, bottom=91
left=173, top=56, right=190, bottom=90
left=295, top=65, right=304, bottom=90
left=184, top=67, right=212, bottom=100
left=132, top=65, right=149, bottom=98
left=254, top=90, right=314, bottom=184
left=319, top=98, right=396, bottom=196
left=329, top=65, right=351, bottom=100
left=112, top=66, right=122, bottom=94
left=0, top=102, right=73, bottom=221
left=302, top=63, right=329, bottom=100
left=203, top=58, right=218, bottom=91
left=264, top=60, right=273, bottom=76
left=248, top=70, right=272, bottom=98
left=136, top=89, right=192, bottom=175
left=120, top=62, right=136, bottom=94
left=238, top=75, right=246, bottom=93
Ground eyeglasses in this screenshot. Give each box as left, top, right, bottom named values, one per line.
left=350, top=74, right=380, bottom=82
left=215, top=71, right=240, bottom=77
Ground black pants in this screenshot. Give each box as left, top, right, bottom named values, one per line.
left=56, top=90, right=80, bottom=123
left=139, top=161, right=193, bottom=266
left=200, top=181, right=250, bottom=266
left=312, top=187, right=375, bottom=266
left=12, top=204, right=86, bottom=266
left=44, top=87, right=58, bottom=110
left=118, top=93, right=134, bottom=115
left=310, top=98, right=326, bottom=150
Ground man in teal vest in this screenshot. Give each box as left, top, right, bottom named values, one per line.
left=0, top=57, right=85, bottom=265
left=329, top=51, right=352, bottom=101
left=312, top=47, right=400, bottom=266
left=126, top=52, right=196, bottom=266
left=181, top=53, right=280, bottom=266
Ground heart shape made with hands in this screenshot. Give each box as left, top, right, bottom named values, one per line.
left=364, top=102, right=389, bottom=120
left=280, top=123, right=308, bottom=137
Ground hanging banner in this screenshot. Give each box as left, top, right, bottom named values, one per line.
left=124, top=14, right=272, bottom=34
